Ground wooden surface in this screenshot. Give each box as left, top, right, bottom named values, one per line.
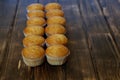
left=0, top=0, right=120, bottom=80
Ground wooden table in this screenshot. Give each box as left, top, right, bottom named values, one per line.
left=0, top=0, right=120, bottom=80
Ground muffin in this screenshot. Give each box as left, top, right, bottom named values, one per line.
left=23, top=26, right=44, bottom=36
left=45, top=34, right=68, bottom=47
left=45, top=3, right=61, bottom=11
left=23, top=35, right=45, bottom=47
left=46, top=45, right=70, bottom=65
left=45, top=24, right=66, bottom=36
left=46, top=9, right=64, bottom=18
left=27, top=17, right=46, bottom=26
left=27, top=3, right=44, bottom=12
left=47, top=16, right=66, bottom=25
left=22, top=46, right=45, bottom=67
left=27, top=10, right=45, bottom=19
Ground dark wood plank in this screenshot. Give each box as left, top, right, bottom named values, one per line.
left=98, top=0, right=120, bottom=34
left=34, top=64, right=65, bottom=80
left=114, top=34, right=120, bottom=55
left=0, top=0, right=38, bottom=80
left=98, top=0, right=120, bottom=60
left=88, top=34, right=120, bottom=80
left=78, top=0, right=109, bottom=34
left=58, top=0, right=96, bottom=80
left=0, top=0, right=18, bottom=76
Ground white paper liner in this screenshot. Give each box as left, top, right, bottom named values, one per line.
left=26, top=15, right=30, bottom=20
left=23, top=30, right=44, bottom=37
left=26, top=15, right=45, bottom=20
left=26, top=10, right=45, bottom=19
left=42, top=23, right=47, bottom=27
left=45, top=41, right=50, bottom=47
left=23, top=32, right=27, bottom=37
left=22, top=55, right=45, bottom=67
left=26, top=18, right=46, bottom=27
left=27, top=9, right=30, bottom=13
left=46, top=51, right=70, bottom=65
left=41, top=42, right=45, bottom=47
left=27, top=22, right=46, bottom=28
left=45, top=33, right=66, bottom=37
left=26, top=8, right=44, bottom=13
left=23, top=42, right=45, bottom=48
left=45, top=33, right=50, bottom=37
left=45, top=41, right=67, bottom=47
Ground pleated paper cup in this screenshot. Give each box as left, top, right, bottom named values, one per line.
left=46, top=51, right=70, bottom=65
left=22, top=54, right=45, bottom=67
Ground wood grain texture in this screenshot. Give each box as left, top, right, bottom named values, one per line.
left=58, top=0, right=96, bottom=80
left=0, top=0, right=120, bottom=80
left=114, top=34, right=120, bottom=57
left=88, top=34, right=120, bottom=80
left=78, top=0, right=109, bottom=34
left=98, top=0, right=120, bottom=34
left=0, top=0, right=18, bottom=77
left=0, top=0, right=38, bottom=80
left=98, top=0, right=120, bottom=59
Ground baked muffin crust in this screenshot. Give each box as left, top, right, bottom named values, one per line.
left=27, top=3, right=44, bottom=11
left=46, top=9, right=64, bottom=18
left=27, top=17, right=46, bottom=26
left=22, top=46, right=45, bottom=58
left=27, top=10, right=45, bottom=18
left=46, top=34, right=68, bottom=45
left=23, top=35, right=45, bottom=47
left=45, top=3, right=61, bottom=11
left=46, top=45, right=69, bottom=57
left=24, top=26, right=44, bottom=36
left=45, top=24, right=66, bottom=35
left=47, top=16, right=66, bottom=25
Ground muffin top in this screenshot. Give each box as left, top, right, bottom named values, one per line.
left=24, top=26, right=44, bottom=36
left=47, top=16, right=66, bottom=25
left=27, top=17, right=46, bottom=26
left=23, top=35, right=45, bottom=47
left=27, top=3, right=44, bottom=11
left=46, top=9, right=64, bottom=18
left=45, top=24, right=66, bottom=36
left=46, top=34, right=68, bottom=45
left=22, top=46, right=45, bottom=58
left=27, top=10, right=45, bottom=18
left=45, top=3, right=61, bottom=11
left=46, top=45, right=69, bottom=57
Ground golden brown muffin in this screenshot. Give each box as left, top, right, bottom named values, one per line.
left=45, top=24, right=66, bottom=36
left=27, top=10, right=45, bottom=19
left=45, top=45, right=70, bottom=65
left=47, top=16, right=66, bottom=25
left=46, top=9, right=64, bottom=18
left=22, top=46, right=45, bottom=67
left=23, top=35, right=45, bottom=47
left=27, top=3, right=44, bottom=12
left=27, top=17, right=46, bottom=26
left=45, top=34, right=68, bottom=46
left=23, top=26, right=44, bottom=36
left=45, top=3, right=61, bottom=11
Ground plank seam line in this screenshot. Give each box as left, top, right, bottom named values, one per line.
left=97, top=0, right=120, bottom=63
left=76, top=0, right=100, bottom=80
left=107, top=33, right=120, bottom=64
